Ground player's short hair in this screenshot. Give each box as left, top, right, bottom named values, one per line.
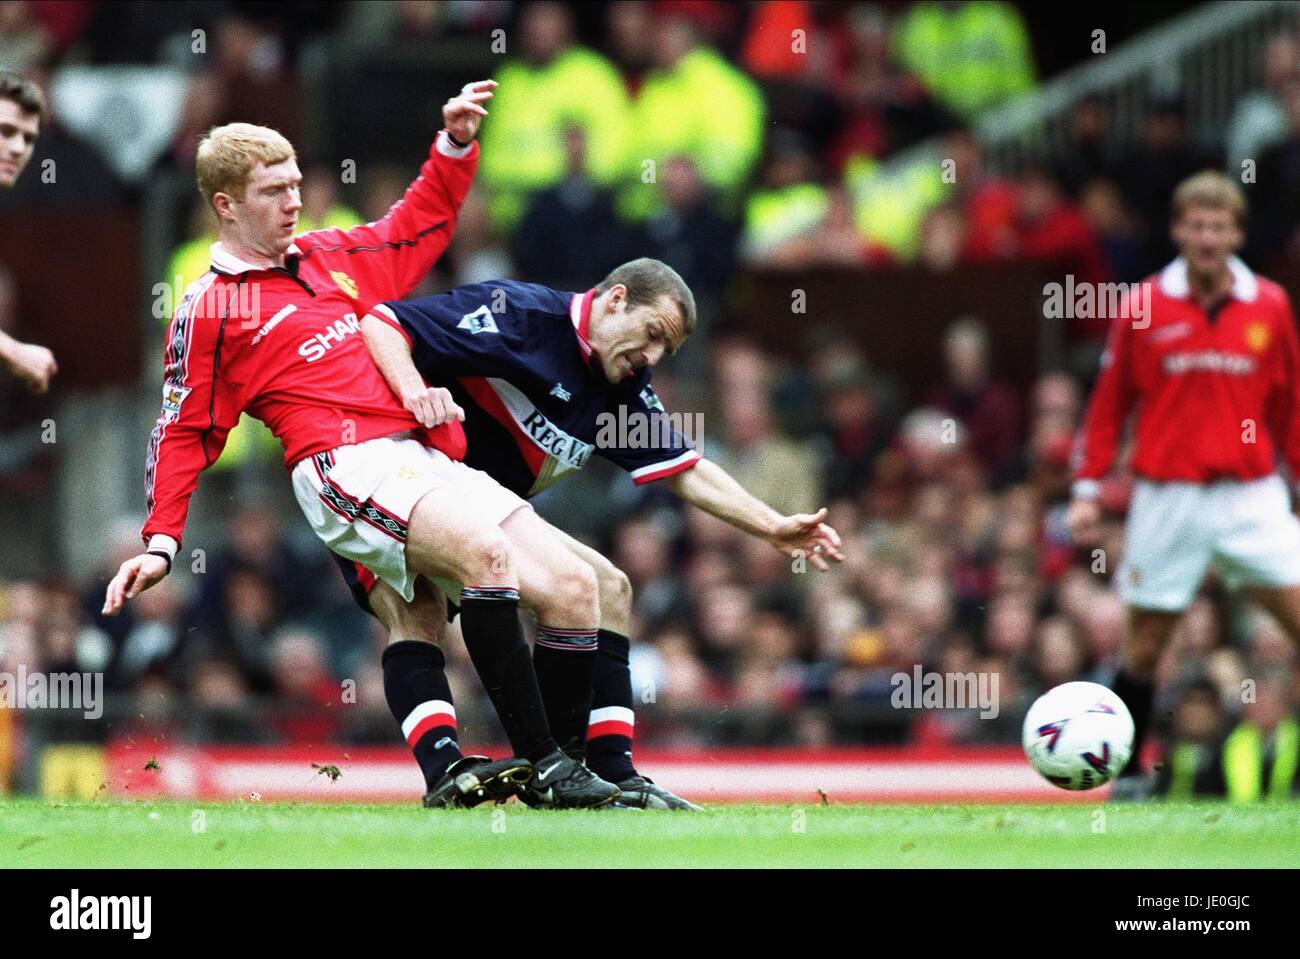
left=1172, top=170, right=1247, bottom=227
left=196, top=122, right=296, bottom=208
left=595, top=258, right=697, bottom=337
left=0, top=71, right=46, bottom=124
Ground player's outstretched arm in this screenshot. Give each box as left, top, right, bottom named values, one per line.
left=360, top=313, right=463, bottom=427
left=0, top=329, right=57, bottom=394
left=325, top=80, right=497, bottom=304
left=102, top=553, right=169, bottom=616
left=665, top=457, right=845, bottom=570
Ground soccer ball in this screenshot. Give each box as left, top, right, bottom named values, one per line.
left=1022, top=681, right=1135, bottom=791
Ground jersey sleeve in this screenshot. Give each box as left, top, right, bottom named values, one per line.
left=1071, top=306, right=1139, bottom=496
left=595, top=373, right=702, bottom=484
left=370, top=281, right=559, bottom=382
left=141, top=288, right=242, bottom=554
left=298, top=131, right=478, bottom=305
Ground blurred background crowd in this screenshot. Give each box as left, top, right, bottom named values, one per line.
left=2, top=0, right=1300, bottom=800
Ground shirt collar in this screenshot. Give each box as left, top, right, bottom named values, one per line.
left=569, top=288, right=597, bottom=367
left=1157, top=255, right=1258, bottom=303
left=210, top=240, right=303, bottom=276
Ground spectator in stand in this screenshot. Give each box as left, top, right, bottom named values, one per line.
left=623, top=12, right=765, bottom=220
left=444, top=185, right=513, bottom=288
left=1078, top=177, right=1143, bottom=283
left=638, top=153, right=740, bottom=330
left=740, top=1, right=847, bottom=153
left=739, top=128, right=831, bottom=268
left=711, top=339, right=823, bottom=519
left=514, top=126, right=631, bottom=291
left=1218, top=668, right=1299, bottom=801
left=890, top=0, right=1035, bottom=121
left=1050, top=96, right=1119, bottom=199
left=1113, top=93, right=1223, bottom=274
left=926, top=318, right=1022, bottom=486
left=1011, top=163, right=1112, bottom=341
left=1227, top=32, right=1300, bottom=173
left=178, top=565, right=280, bottom=695
left=825, top=3, right=953, bottom=177
left=1249, top=80, right=1300, bottom=267
left=1154, top=679, right=1229, bottom=799
left=268, top=627, right=340, bottom=744
left=0, top=2, right=52, bottom=73
left=814, top=351, right=890, bottom=502
left=478, top=1, right=630, bottom=232
left=607, top=0, right=656, bottom=90
left=946, top=128, right=1017, bottom=264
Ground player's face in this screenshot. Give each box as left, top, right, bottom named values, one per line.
left=0, top=98, right=40, bottom=190
left=1171, top=204, right=1242, bottom=280
left=596, top=289, right=685, bottom=382
left=222, top=158, right=303, bottom=258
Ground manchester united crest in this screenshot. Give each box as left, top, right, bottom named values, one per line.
left=1244, top=321, right=1271, bottom=353
left=331, top=270, right=359, bottom=299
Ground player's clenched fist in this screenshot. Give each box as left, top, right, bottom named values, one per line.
left=2, top=339, right=58, bottom=394
left=443, top=79, right=496, bottom=144
left=102, top=553, right=169, bottom=616
left=402, top=385, right=465, bottom=428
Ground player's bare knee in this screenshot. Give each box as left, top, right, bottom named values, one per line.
left=458, top=528, right=514, bottom=586
left=599, top=563, right=633, bottom=622
left=545, top=561, right=600, bottom=624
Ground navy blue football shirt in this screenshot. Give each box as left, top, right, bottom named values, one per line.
left=371, top=279, right=701, bottom=498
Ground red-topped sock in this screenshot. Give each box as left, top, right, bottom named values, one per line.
left=381, top=640, right=462, bottom=790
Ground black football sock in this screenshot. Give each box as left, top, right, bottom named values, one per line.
left=381, top=640, right=462, bottom=791
left=459, top=586, right=559, bottom=762
left=585, top=629, right=637, bottom=783
left=1111, top=669, right=1156, bottom=776
left=533, top=625, right=599, bottom=760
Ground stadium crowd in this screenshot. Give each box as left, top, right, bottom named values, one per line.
left=2, top=1, right=1299, bottom=799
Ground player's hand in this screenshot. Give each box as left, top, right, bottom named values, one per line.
left=443, top=79, right=496, bottom=143
left=1066, top=497, right=1103, bottom=545
left=4, top=340, right=58, bottom=394
left=403, top=385, right=465, bottom=428
left=768, top=507, right=845, bottom=571
left=102, top=553, right=169, bottom=616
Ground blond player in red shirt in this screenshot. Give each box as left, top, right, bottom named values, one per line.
left=102, top=82, right=627, bottom=809
left=1068, top=171, right=1300, bottom=794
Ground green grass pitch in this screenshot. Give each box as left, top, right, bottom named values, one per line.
left=3, top=799, right=1298, bottom=868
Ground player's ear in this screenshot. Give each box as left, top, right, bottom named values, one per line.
left=212, top=192, right=235, bottom=222
left=608, top=284, right=627, bottom=310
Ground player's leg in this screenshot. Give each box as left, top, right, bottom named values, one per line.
left=496, top=507, right=600, bottom=761
left=1112, top=479, right=1208, bottom=779
left=295, top=439, right=618, bottom=807
left=1241, top=584, right=1300, bottom=646
left=367, top=576, right=532, bottom=806
left=1213, top=474, right=1300, bottom=649
left=522, top=519, right=704, bottom=810
left=403, top=461, right=619, bottom=807
left=403, top=484, right=561, bottom=765
left=1113, top=606, right=1181, bottom=778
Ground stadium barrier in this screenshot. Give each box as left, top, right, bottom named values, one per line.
left=87, top=742, right=1100, bottom=804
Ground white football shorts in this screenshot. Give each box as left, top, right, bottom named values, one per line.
left=292, top=433, right=530, bottom=602
left=1118, top=473, right=1300, bottom=611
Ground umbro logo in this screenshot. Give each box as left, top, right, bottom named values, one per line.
left=549, top=382, right=571, bottom=402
